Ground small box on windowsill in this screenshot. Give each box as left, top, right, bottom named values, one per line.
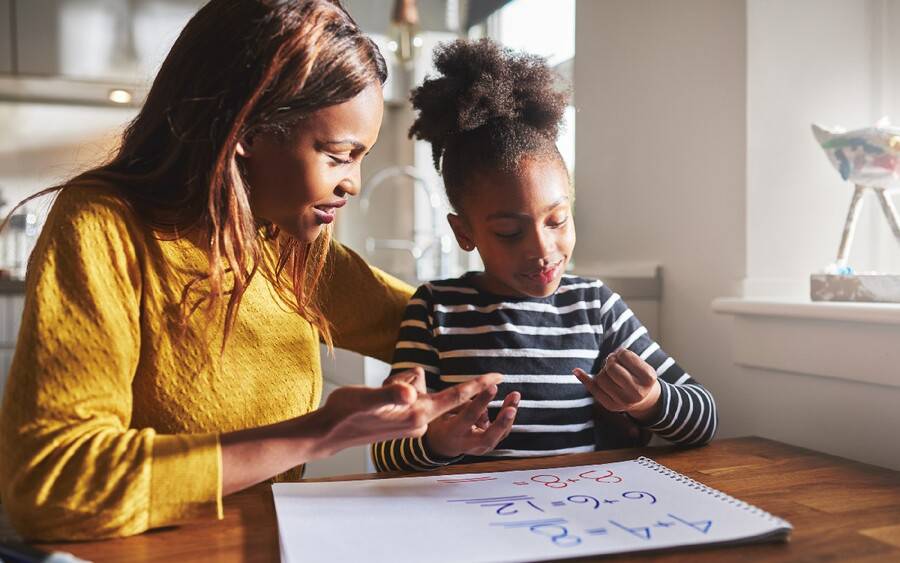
left=810, top=273, right=900, bottom=303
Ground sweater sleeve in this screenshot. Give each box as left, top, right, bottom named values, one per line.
left=319, top=241, right=414, bottom=363
left=0, top=187, right=222, bottom=541
left=371, top=284, right=462, bottom=472
left=596, top=284, right=718, bottom=446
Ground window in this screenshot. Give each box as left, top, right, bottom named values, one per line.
left=485, top=0, right=576, bottom=175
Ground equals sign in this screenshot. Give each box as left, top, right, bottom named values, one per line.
left=551, top=501, right=566, bottom=507
left=586, top=528, right=607, bottom=536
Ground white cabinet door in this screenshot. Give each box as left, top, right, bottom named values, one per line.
left=0, top=291, right=24, bottom=400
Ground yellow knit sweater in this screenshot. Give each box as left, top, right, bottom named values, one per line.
left=0, top=185, right=412, bottom=540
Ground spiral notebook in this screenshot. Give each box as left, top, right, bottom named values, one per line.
left=272, top=457, right=792, bottom=563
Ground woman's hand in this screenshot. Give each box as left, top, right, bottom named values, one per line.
left=423, top=387, right=519, bottom=458
left=220, top=368, right=502, bottom=495
left=573, top=348, right=661, bottom=423
left=316, top=369, right=505, bottom=457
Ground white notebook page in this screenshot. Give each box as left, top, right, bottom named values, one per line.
left=272, top=457, right=791, bottom=563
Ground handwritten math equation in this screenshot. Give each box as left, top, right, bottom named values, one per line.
left=446, top=467, right=713, bottom=548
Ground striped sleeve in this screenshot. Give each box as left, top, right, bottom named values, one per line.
left=596, top=285, right=718, bottom=446
left=371, top=285, right=462, bottom=472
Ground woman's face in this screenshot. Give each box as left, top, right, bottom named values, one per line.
left=450, top=157, right=576, bottom=298
left=239, top=84, right=384, bottom=242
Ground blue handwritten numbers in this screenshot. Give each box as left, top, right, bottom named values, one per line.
left=621, top=491, right=657, bottom=504
left=668, top=513, right=713, bottom=534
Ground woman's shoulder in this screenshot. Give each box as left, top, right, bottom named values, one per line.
left=37, top=179, right=148, bottom=256
left=48, top=180, right=137, bottom=226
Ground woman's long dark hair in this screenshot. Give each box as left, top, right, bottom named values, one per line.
left=7, top=0, right=387, bottom=347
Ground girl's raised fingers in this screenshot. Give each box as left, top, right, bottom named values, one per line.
left=475, top=411, right=490, bottom=430
left=603, top=360, right=642, bottom=402
left=593, top=375, right=629, bottom=411
left=616, top=349, right=657, bottom=385
left=428, top=373, right=503, bottom=418
left=500, top=391, right=520, bottom=410
left=573, top=368, right=597, bottom=393
left=458, top=385, right=498, bottom=425
left=479, top=406, right=517, bottom=449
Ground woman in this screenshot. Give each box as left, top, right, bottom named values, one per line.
left=0, top=0, right=506, bottom=541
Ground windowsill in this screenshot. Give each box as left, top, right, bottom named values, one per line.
left=712, top=297, right=900, bottom=325
left=712, top=297, right=900, bottom=389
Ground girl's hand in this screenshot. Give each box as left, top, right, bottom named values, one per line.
left=316, top=369, right=504, bottom=456
left=573, top=348, right=662, bottom=423
left=424, top=387, right=520, bottom=458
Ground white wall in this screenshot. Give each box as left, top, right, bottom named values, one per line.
left=573, top=0, right=748, bottom=437
left=0, top=102, right=135, bottom=211
left=739, top=0, right=900, bottom=470
left=746, top=0, right=888, bottom=296
left=575, top=0, right=900, bottom=469
left=0, top=102, right=136, bottom=395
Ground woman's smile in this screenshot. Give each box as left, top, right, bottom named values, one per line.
left=312, top=198, right=347, bottom=224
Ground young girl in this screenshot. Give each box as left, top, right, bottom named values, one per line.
left=372, top=39, right=718, bottom=471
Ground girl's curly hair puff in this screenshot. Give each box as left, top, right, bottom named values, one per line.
left=408, top=38, right=570, bottom=211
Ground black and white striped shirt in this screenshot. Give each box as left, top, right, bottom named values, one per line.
left=371, top=274, right=717, bottom=472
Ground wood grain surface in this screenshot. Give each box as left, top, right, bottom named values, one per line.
left=2, top=437, right=898, bottom=562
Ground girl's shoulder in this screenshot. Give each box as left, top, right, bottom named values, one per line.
left=419, top=274, right=480, bottom=295
left=409, top=274, right=482, bottom=308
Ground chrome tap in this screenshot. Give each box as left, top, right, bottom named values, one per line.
left=360, top=165, right=456, bottom=281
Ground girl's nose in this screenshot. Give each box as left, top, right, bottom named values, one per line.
left=527, top=228, right=555, bottom=260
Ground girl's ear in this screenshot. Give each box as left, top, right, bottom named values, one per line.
left=447, top=213, right=475, bottom=251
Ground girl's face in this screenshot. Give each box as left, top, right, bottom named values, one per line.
left=450, top=157, right=576, bottom=298
left=239, top=84, right=384, bottom=242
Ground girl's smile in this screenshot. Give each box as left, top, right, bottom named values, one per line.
left=522, top=259, right=565, bottom=286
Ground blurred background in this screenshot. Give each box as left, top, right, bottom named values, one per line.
left=0, top=0, right=898, bottom=477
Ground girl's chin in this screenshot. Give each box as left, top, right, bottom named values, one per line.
left=520, top=280, right=562, bottom=298
left=476, top=273, right=560, bottom=298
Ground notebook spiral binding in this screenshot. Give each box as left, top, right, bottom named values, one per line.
left=635, top=457, right=791, bottom=529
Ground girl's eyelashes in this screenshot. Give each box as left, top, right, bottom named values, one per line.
left=548, top=215, right=569, bottom=228
left=494, top=231, right=522, bottom=239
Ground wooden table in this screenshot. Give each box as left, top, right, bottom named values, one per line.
left=2, top=436, right=899, bottom=562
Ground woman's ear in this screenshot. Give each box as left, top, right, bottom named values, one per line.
left=447, top=213, right=475, bottom=251
left=235, top=133, right=255, bottom=157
